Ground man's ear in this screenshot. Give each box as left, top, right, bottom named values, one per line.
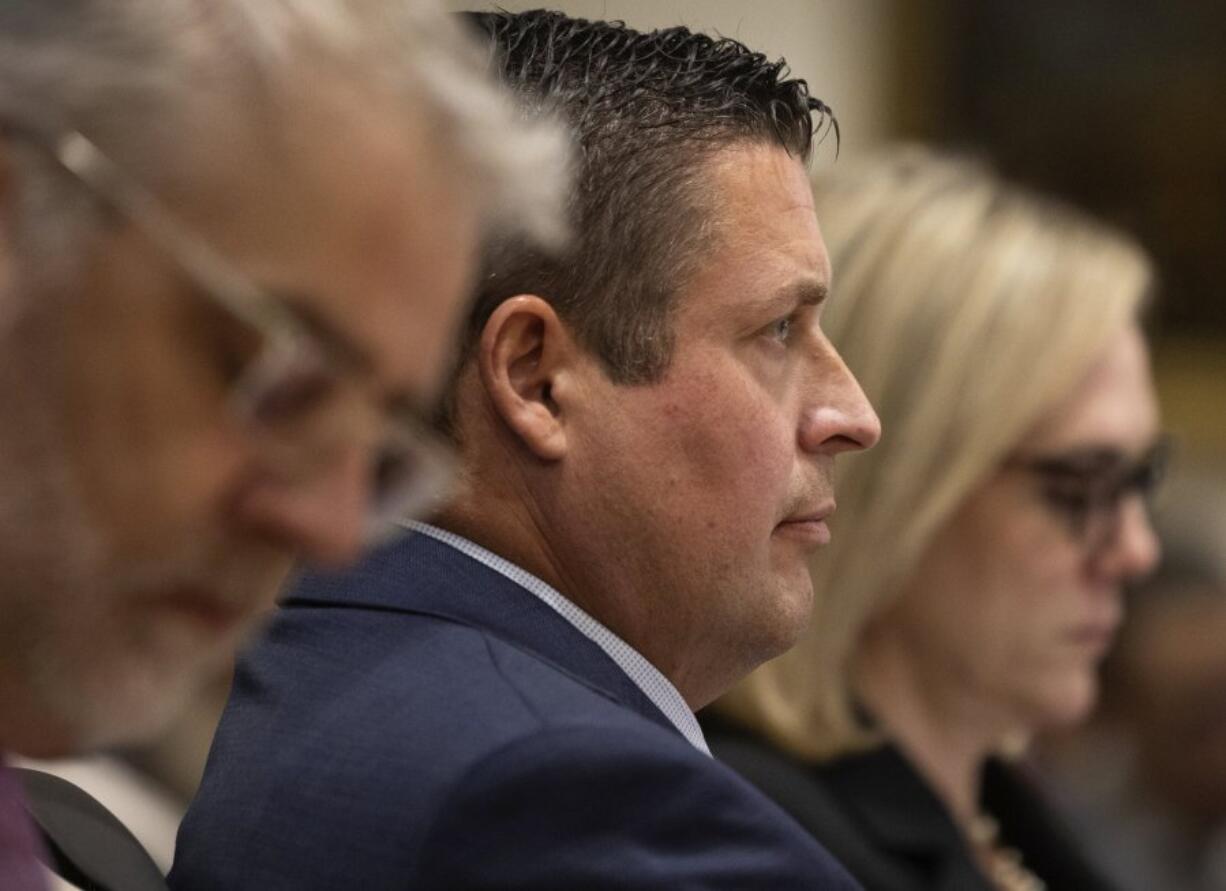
left=477, top=295, right=578, bottom=461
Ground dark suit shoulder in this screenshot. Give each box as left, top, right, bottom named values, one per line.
left=173, top=537, right=863, bottom=891
left=418, top=720, right=860, bottom=890
left=172, top=607, right=638, bottom=890
left=178, top=604, right=843, bottom=891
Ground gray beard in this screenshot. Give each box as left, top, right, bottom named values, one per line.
left=0, top=277, right=229, bottom=755
left=0, top=289, right=118, bottom=751
left=0, top=254, right=284, bottom=755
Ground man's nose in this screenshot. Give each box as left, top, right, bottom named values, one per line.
left=798, top=343, right=882, bottom=455
left=231, top=444, right=372, bottom=567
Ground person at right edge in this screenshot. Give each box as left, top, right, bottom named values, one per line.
left=708, top=147, right=1165, bottom=891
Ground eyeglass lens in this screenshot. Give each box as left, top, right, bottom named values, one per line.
left=1020, top=438, right=1171, bottom=553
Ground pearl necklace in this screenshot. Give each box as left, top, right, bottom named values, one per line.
left=966, top=814, right=1047, bottom=891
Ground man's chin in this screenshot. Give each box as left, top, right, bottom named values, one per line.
left=730, top=577, right=815, bottom=681
left=767, top=573, right=816, bottom=652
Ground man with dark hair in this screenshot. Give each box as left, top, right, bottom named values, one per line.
left=171, top=10, right=880, bottom=889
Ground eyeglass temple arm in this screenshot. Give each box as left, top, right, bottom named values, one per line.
left=51, top=130, right=308, bottom=342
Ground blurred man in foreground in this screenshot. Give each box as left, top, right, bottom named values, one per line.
left=172, top=9, right=879, bottom=889
left=0, top=0, right=565, bottom=885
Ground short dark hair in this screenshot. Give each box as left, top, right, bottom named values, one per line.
left=460, top=8, right=835, bottom=384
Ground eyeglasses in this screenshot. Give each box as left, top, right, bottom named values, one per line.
left=11, top=126, right=455, bottom=542
left=1005, top=436, right=1171, bottom=557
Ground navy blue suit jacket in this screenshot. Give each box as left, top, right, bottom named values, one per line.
left=169, top=532, right=860, bottom=890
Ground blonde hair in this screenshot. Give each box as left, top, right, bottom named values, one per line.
left=717, top=146, right=1154, bottom=760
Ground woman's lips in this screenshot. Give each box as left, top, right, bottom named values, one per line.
left=1067, top=619, right=1120, bottom=656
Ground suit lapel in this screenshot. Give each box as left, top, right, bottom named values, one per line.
left=817, top=745, right=993, bottom=891
left=282, top=530, right=682, bottom=741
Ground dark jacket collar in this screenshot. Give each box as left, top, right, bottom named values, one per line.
left=704, top=712, right=1116, bottom=891
left=282, top=529, right=681, bottom=740
left=818, top=743, right=1115, bottom=891
left=700, top=715, right=991, bottom=891
left=819, top=743, right=980, bottom=861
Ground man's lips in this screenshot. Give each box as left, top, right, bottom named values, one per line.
left=774, top=503, right=836, bottom=546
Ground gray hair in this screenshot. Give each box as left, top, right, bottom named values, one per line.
left=0, top=0, right=567, bottom=284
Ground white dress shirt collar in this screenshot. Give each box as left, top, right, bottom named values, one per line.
left=404, top=521, right=710, bottom=755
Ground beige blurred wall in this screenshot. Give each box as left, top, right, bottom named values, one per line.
left=445, top=1, right=899, bottom=157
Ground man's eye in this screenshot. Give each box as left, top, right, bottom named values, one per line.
left=767, top=316, right=794, bottom=344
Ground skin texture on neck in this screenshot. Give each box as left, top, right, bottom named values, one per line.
left=433, top=346, right=665, bottom=683
left=431, top=339, right=601, bottom=622
left=432, top=447, right=585, bottom=622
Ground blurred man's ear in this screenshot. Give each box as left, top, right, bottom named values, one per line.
left=477, top=295, right=579, bottom=461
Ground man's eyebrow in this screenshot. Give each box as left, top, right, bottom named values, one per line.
left=763, top=278, right=829, bottom=314
left=793, top=279, right=829, bottom=308
left=734, top=275, right=831, bottom=323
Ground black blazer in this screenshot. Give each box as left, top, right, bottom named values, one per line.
left=702, top=716, right=1117, bottom=891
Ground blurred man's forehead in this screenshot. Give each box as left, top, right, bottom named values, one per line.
left=152, top=84, right=472, bottom=397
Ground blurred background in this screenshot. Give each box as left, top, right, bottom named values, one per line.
left=31, top=3, right=1224, bottom=887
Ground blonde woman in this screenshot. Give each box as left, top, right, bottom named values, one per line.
left=707, top=148, right=1166, bottom=891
